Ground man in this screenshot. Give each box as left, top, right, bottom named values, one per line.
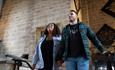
left=55, top=10, right=107, bottom=70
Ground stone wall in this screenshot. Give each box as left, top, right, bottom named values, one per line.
left=0, top=0, right=70, bottom=60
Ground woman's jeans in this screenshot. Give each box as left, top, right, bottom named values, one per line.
left=65, top=57, right=89, bottom=70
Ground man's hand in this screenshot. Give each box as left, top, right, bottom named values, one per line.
left=102, top=51, right=107, bottom=55
left=102, top=51, right=111, bottom=56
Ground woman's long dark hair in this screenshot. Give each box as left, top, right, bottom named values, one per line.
left=44, top=23, right=60, bottom=36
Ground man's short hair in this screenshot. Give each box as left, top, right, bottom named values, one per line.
left=70, top=10, right=78, bottom=15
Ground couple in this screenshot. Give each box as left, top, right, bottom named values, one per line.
left=32, top=10, right=107, bottom=70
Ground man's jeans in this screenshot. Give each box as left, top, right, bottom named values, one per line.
left=65, top=57, right=89, bottom=70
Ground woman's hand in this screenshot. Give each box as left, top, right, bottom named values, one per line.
left=32, top=64, right=35, bottom=70
left=57, top=60, right=64, bottom=66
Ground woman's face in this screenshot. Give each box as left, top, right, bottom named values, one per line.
left=47, top=24, right=54, bottom=33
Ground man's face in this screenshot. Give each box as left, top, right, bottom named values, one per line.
left=69, top=11, right=77, bottom=22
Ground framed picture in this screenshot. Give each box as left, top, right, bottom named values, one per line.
left=96, top=24, right=115, bottom=47
left=101, top=0, right=115, bottom=17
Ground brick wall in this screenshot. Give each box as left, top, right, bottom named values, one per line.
left=81, top=0, right=115, bottom=32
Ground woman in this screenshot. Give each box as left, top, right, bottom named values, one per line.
left=32, top=23, right=61, bottom=70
